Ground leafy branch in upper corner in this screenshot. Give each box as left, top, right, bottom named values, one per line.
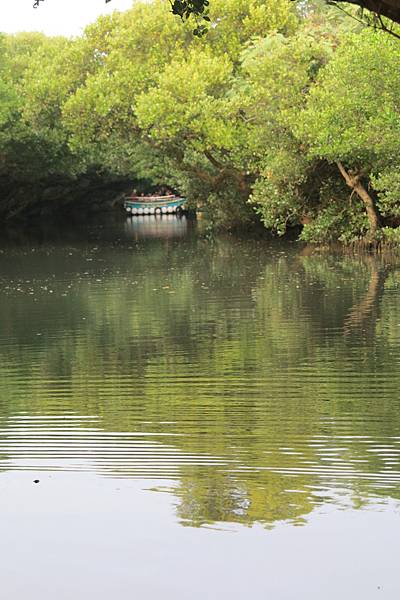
left=169, top=0, right=210, bottom=36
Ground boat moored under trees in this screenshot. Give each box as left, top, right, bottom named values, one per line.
left=124, top=195, right=186, bottom=216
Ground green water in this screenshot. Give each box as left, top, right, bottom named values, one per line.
left=0, top=216, right=399, bottom=598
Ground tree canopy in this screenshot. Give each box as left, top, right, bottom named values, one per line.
left=169, top=0, right=400, bottom=31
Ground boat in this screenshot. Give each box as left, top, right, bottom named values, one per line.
left=124, top=194, right=186, bottom=216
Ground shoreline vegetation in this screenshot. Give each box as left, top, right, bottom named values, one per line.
left=1, top=0, right=400, bottom=245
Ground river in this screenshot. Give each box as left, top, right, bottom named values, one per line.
left=0, top=215, right=399, bottom=598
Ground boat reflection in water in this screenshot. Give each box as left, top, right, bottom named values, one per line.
left=124, top=214, right=191, bottom=240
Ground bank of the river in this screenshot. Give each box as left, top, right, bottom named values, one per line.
left=0, top=173, right=138, bottom=223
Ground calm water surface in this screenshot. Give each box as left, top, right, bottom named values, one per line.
left=0, top=216, right=399, bottom=598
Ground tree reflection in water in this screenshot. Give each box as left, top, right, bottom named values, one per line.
left=0, top=232, right=400, bottom=528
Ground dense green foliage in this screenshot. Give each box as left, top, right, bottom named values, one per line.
left=170, top=0, right=400, bottom=32
left=1, top=0, right=400, bottom=242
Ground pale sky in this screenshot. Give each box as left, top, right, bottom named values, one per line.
left=1, top=0, right=135, bottom=37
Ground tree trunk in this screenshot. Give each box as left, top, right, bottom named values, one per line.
left=336, top=161, right=380, bottom=236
